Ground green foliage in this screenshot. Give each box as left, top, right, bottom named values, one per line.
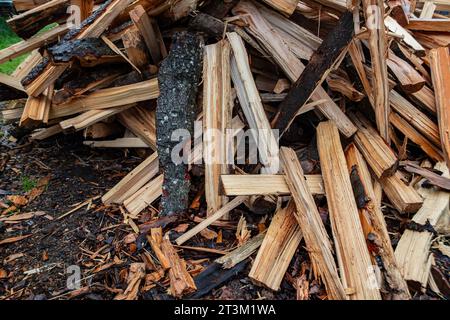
left=0, top=17, right=26, bottom=75
left=21, top=176, right=37, bottom=193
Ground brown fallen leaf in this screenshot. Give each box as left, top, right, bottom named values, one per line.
left=173, top=223, right=189, bottom=233
left=0, top=234, right=32, bottom=246
left=42, top=250, right=49, bottom=261
left=7, top=195, right=28, bottom=207
left=200, top=227, right=218, bottom=240
left=0, top=269, right=8, bottom=279
left=0, top=212, right=35, bottom=222
left=27, top=175, right=51, bottom=203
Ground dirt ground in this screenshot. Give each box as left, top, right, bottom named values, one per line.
left=0, top=120, right=447, bottom=300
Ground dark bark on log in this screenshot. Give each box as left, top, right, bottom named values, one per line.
left=156, top=32, right=203, bottom=217
left=188, top=12, right=235, bottom=38
left=273, top=11, right=355, bottom=134
left=202, top=0, right=240, bottom=18
left=0, top=84, right=27, bottom=101
left=187, top=260, right=248, bottom=299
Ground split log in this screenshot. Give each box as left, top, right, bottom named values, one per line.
left=384, top=16, right=425, bottom=57
left=220, top=174, right=324, bottom=196
left=102, top=152, right=159, bottom=204
left=216, top=232, right=266, bottom=269
left=124, top=174, right=164, bottom=217
left=260, top=0, right=299, bottom=16
left=380, top=172, right=423, bottom=213
left=1, top=107, right=24, bottom=124
left=130, top=4, right=166, bottom=65
left=13, top=0, right=49, bottom=11
left=326, top=71, right=365, bottom=102
left=156, top=32, right=203, bottom=216
left=84, top=137, right=149, bottom=149
left=429, top=46, right=450, bottom=169
left=122, top=28, right=150, bottom=69
left=249, top=202, right=303, bottom=291
left=406, top=18, right=450, bottom=32
left=59, top=105, right=132, bottom=132
left=388, top=0, right=409, bottom=26
left=188, top=12, right=236, bottom=38
left=349, top=112, right=398, bottom=179
left=412, top=31, right=450, bottom=49
left=317, top=121, right=381, bottom=300
left=390, top=112, right=444, bottom=162
left=411, top=85, right=436, bottom=114
left=227, top=31, right=280, bottom=174
left=387, top=50, right=425, bottom=93
left=389, top=90, right=441, bottom=147
left=148, top=227, right=171, bottom=270
left=272, top=10, right=354, bottom=135
left=84, top=122, right=121, bottom=139
left=11, top=50, right=42, bottom=80
left=50, top=79, right=159, bottom=118
left=395, top=162, right=449, bottom=291
left=233, top=1, right=356, bottom=138
left=71, top=0, right=94, bottom=21
left=362, top=0, right=390, bottom=142
left=280, top=147, right=346, bottom=299
left=22, top=0, right=134, bottom=97
left=0, top=24, right=69, bottom=65
left=345, top=143, right=411, bottom=300
left=7, top=0, right=69, bottom=39
left=30, top=124, right=63, bottom=140
left=19, top=84, right=54, bottom=127
left=117, top=105, right=156, bottom=150
left=203, top=40, right=232, bottom=215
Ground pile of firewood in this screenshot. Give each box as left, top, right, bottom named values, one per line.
left=0, top=0, right=449, bottom=300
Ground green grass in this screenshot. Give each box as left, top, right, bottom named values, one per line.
left=21, top=176, right=38, bottom=192
left=0, top=17, right=27, bottom=75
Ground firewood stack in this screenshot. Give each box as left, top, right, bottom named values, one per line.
left=0, top=0, right=449, bottom=300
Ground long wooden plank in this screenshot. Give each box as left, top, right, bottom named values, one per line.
left=220, top=174, right=324, bottom=196
left=345, top=143, right=411, bottom=299
left=317, top=121, right=381, bottom=300
left=50, top=79, right=159, bottom=118
left=429, top=47, right=450, bottom=169
left=281, top=147, right=346, bottom=300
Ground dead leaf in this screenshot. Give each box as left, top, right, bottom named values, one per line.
left=7, top=195, right=28, bottom=207
left=124, top=233, right=137, bottom=244
left=173, top=223, right=189, bottom=233
left=27, top=175, right=51, bottom=202
left=42, top=250, right=49, bottom=261
left=0, top=269, right=8, bottom=279
left=0, top=234, right=32, bottom=245
left=200, top=228, right=218, bottom=240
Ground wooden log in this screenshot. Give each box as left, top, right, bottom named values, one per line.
left=0, top=24, right=69, bottom=65
left=345, top=143, right=411, bottom=300
left=220, top=174, right=324, bottom=196
left=326, top=71, right=365, bottom=102
left=22, top=0, right=133, bottom=97
left=390, top=112, right=444, bottom=162
left=175, top=196, right=248, bottom=245
left=11, top=50, right=42, bottom=80
left=117, top=105, right=156, bottom=150
left=83, top=122, right=121, bottom=139
left=30, top=124, right=63, bottom=140
left=384, top=16, right=425, bottom=57
left=362, top=0, right=390, bottom=142
left=429, top=46, right=450, bottom=169
left=19, top=84, right=54, bottom=127
left=260, top=0, right=299, bottom=16
left=349, top=112, right=398, bottom=179
left=411, top=85, right=436, bottom=114
left=121, top=27, right=150, bottom=69
left=388, top=0, right=410, bottom=26
left=203, top=40, right=231, bottom=215
left=7, top=0, right=69, bottom=39
left=156, top=32, right=203, bottom=217
left=84, top=137, right=149, bottom=149
left=59, top=105, right=132, bottom=132
left=249, top=202, right=303, bottom=291
left=412, top=31, right=450, bottom=49
left=233, top=1, right=356, bottom=138
left=272, top=10, right=354, bottom=135
left=280, top=147, right=347, bottom=299
left=227, top=31, right=280, bottom=174
left=50, top=79, right=159, bottom=119
left=387, top=50, right=426, bottom=93
left=406, top=18, right=450, bottom=32
left=389, top=90, right=441, bottom=146
left=395, top=162, right=449, bottom=291
left=1, top=106, right=24, bottom=124
left=380, top=172, right=423, bottom=213
left=216, top=232, right=266, bottom=269
left=71, top=0, right=94, bottom=21
left=317, top=121, right=381, bottom=300
left=102, top=152, right=159, bottom=205
left=130, top=4, right=166, bottom=64
left=124, top=174, right=164, bottom=217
